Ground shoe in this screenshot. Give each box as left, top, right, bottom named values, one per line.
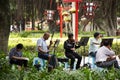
left=48, top=65, right=53, bottom=72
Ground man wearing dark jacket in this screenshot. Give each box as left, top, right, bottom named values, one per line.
left=64, top=33, right=82, bottom=69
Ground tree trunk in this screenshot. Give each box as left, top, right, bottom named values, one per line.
left=94, top=0, right=117, bottom=36
left=0, top=0, right=10, bottom=54
left=31, top=0, right=35, bottom=30
left=104, top=0, right=117, bottom=36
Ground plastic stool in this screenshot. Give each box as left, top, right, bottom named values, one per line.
left=73, top=59, right=78, bottom=70
left=33, top=57, right=46, bottom=70
left=88, top=56, right=96, bottom=69
left=64, top=61, right=69, bottom=70
left=64, top=58, right=78, bottom=70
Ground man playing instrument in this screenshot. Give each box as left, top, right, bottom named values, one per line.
left=37, top=32, right=58, bottom=71
left=64, top=33, right=82, bottom=70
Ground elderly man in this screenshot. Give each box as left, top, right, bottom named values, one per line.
left=37, top=32, right=53, bottom=60
left=37, top=32, right=58, bottom=71
left=96, top=40, right=119, bottom=69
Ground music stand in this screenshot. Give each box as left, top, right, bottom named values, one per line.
left=79, top=37, right=89, bottom=66
left=101, top=38, right=113, bottom=47
left=79, top=37, right=89, bottom=46
left=52, top=39, right=60, bottom=55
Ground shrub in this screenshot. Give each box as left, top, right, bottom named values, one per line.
left=20, top=31, right=30, bottom=37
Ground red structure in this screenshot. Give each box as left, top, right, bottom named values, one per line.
left=57, top=0, right=82, bottom=39
left=57, top=5, right=63, bottom=38
left=57, top=5, right=71, bottom=38
left=63, top=0, right=82, bottom=40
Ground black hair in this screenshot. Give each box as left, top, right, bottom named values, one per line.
left=94, top=32, right=100, bottom=38
left=103, top=40, right=110, bottom=46
left=68, top=33, right=73, bottom=38
left=16, top=43, right=23, bottom=49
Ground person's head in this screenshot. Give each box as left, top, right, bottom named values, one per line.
left=103, top=40, right=111, bottom=47
left=68, top=33, right=74, bottom=41
left=16, top=43, right=23, bottom=51
left=43, top=32, right=50, bottom=40
left=94, top=32, right=101, bottom=39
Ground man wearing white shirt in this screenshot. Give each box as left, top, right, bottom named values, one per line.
left=37, top=32, right=53, bottom=61
left=89, top=32, right=101, bottom=57
left=37, top=32, right=59, bottom=72
left=96, top=40, right=119, bottom=69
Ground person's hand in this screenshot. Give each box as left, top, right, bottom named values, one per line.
left=44, top=50, right=50, bottom=53
left=107, top=56, right=116, bottom=61
left=50, top=40, right=53, bottom=45
left=47, top=50, right=50, bottom=53
left=111, top=56, right=116, bottom=59
left=71, top=48, right=75, bottom=51
left=23, top=57, right=29, bottom=61
left=107, top=46, right=112, bottom=50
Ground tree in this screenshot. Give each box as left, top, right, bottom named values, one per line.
left=0, top=0, right=10, bottom=53
left=94, top=0, right=118, bottom=36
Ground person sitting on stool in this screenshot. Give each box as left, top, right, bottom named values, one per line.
left=89, top=32, right=102, bottom=57
left=9, top=43, right=28, bottom=70
left=37, top=32, right=59, bottom=72
left=96, top=40, right=119, bottom=69
left=64, top=33, right=82, bottom=70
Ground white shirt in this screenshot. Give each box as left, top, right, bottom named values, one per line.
left=89, top=38, right=101, bottom=53
left=36, top=38, right=48, bottom=52
left=96, top=46, right=115, bottom=62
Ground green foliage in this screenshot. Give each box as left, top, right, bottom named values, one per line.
left=2, top=41, right=120, bottom=79
left=2, top=31, right=120, bottom=79
left=0, top=58, right=120, bottom=80
left=79, top=31, right=106, bottom=37
left=9, top=30, right=45, bottom=38
left=20, top=31, right=31, bottom=37
left=9, top=30, right=107, bottom=38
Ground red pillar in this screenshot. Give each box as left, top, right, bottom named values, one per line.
left=59, top=6, right=63, bottom=38
left=75, top=1, right=79, bottom=41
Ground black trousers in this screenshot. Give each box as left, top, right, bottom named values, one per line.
left=65, top=52, right=82, bottom=69
left=10, top=59, right=28, bottom=67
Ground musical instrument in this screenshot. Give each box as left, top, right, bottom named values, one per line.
left=51, top=31, right=54, bottom=41
left=52, top=39, right=60, bottom=54
left=70, top=39, right=80, bottom=48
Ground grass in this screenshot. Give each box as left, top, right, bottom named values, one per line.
left=9, top=30, right=107, bottom=38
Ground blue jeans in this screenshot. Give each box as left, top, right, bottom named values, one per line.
left=96, top=59, right=119, bottom=69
